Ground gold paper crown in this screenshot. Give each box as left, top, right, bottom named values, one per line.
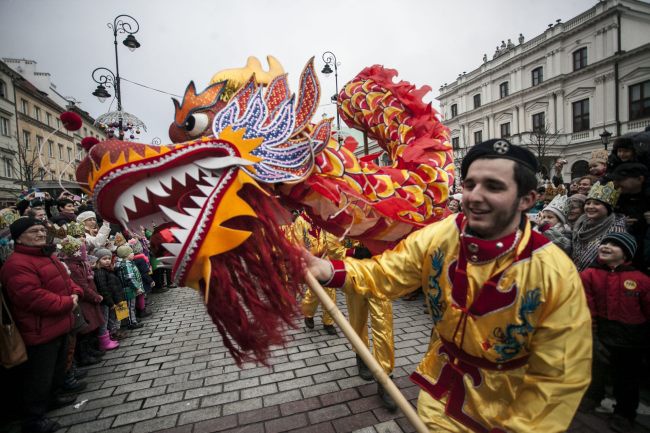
left=587, top=181, right=620, bottom=207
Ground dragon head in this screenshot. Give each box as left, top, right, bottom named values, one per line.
left=77, top=57, right=327, bottom=364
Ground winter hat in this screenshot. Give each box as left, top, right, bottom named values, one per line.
left=94, top=248, right=112, bottom=260
left=589, top=149, right=609, bottom=166
left=601, top=232, right=637, bottom=260
left=114, top=232, right=127, bottom=247
left=568, top=193, right=587, bottom=205
left=9, top=216, right=43, bottom=240
left=542, top=194, right=568, bottom=224
left=116, top=245, right=133, bottom=259
left=76, top=211, right=97, bottom=223
left=129, top=238, right=143, bottom=254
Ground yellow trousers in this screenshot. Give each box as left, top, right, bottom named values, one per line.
left=345, top=290, right=394, bottom=374
left=416, top=390, right=463, bottom=432
left=301, top=286, right=336, bottom=326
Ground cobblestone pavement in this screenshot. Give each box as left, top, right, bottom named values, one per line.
left=38, top=288, right=650, bottom=433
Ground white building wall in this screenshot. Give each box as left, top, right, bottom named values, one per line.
left=438, top=0, right=650, bottom=182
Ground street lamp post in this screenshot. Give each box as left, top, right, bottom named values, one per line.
left=321, top=51, right=341, bottom=143
left=91, top=14, right=141, bottom=140
left=600, top=129, right=612, bottom=150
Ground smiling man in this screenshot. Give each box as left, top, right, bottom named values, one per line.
left=305, top=139, right=592, bottom=432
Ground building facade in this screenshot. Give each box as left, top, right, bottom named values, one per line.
left=0, top=61, right=20, bottom=206
left=437, top=0, right=650, bottom=184
left=2, top=58, right=106, bottom=196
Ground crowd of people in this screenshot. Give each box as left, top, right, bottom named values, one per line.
left=436, top=132, right=650, bottom=432
left=0, top=192, right=174, bottom=433
left=1, top=131, right=650, bottom=433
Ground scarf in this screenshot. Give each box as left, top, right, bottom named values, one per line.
left=572, top=213, right=625, bottom=271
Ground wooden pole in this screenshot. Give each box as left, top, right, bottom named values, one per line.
left=303, top=271, right=429, bottom=433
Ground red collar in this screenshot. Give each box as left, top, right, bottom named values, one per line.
left=456, top=213, right=520, bottom=264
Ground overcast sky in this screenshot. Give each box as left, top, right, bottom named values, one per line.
left=1, top=0, right=596, bottom=144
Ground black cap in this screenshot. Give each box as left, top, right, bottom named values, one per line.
left=460, top=139, right=538, bottom=179
left=612, top=162, right=649, bottom=179
left=9, top=216, right=43, bottom=241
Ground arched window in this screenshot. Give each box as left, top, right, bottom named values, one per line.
left=571, top=160, right=589, bottom=180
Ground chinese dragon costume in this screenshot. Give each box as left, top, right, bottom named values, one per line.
left=76, top=56, right=454, bottom=364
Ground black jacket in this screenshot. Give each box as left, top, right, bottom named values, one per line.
left=93, top=267, right=124, bottom=307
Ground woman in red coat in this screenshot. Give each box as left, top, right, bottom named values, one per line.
left=0, top=217, right=83, bottom=433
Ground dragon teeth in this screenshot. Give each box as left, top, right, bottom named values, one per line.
left=190, top=195, right=207, bottom=207
left=162, top=242, right=183, bottom=256
left=197, top=185, right=213, bottom=196
left=159, top=205, right=196, bottom=230
left=170, top=228, right=191, bottom=243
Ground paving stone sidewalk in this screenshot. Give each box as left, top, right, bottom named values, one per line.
left=32, top=288, right=650, bottom=433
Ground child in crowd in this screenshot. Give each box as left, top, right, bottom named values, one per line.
left=58, top=234, right=105, bottom=368
left=589, top=149, right=609, bottom=178
left=537, top=194, right=571, bottom=254
left=115, top=245, right=144, bottom=329
left=581, top=233, right=650, bottom=433
left=93, top=248, right=125, bottom=343
left=130, top=238, right=153, bottom=318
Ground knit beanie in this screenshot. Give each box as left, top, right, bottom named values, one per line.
left=94, top=248, right=112, bottom=260
left=116, top=245, right=133, bottom=259
left=601, top=232, right=637, bottom=261
left=76, top=211, right=97, bottom=223
left=568, top=194, right=587, bottom=205
left=9, top=216, right=42, bottom=240
left=129, top=238, right=144, bottom=254
left=114, top=232, right=127, bottom=247
left=589, top=149, right=609, bottom=166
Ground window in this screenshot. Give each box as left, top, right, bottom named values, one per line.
left=532, top=67, right=543, bottom=86
left=3, top=158, right=12, bottom=178
left=532, top=112, right=545, bottom=132
left=46, top=112, right=52, bottom=126
left=38, top=168, right=46, bottom=179
left=34, top=106, right=41, bottom=121
left=58, top=143, right=63, bottom=159
left=36, top=135, right=43, bottom=152
left=69, top=174, right=74, bottom=181
left=67, top=147, right=72, bottom=162
left=473, top=94, right=481, bottom=109
left=499, top=82, right=509, bottom=99
left=0, top=116, right=9, bottom=136
left=452, top=137, right=460, bottom=149
left=0, top=80, right=6, bottom=99
left=474, top=130, right=483, bottom=144
left=48, top=140, right=54, bottom=157
left=22, top=130, right=30, bottom=149
left=21, top=99, right=28, bottom=113
left=572, top=99, right=590, bottom=132
left=500, top=122, right=511, bottom=138
left=629, top=80, right=650, bottom=121
left=451, top=104, right=458, bottom=118
left=573, top=48, right=588, bottom=71
left=56, top=118, right=61, bottom=129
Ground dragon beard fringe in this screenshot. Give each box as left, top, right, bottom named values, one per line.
left=200, top=186, right=305, bottom=366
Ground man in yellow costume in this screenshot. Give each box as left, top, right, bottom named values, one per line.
left=345, top=241, right=397, bottom=412
left=305, top=139, right=592, bottom=433
left=288, top=210, right=346, bottom=335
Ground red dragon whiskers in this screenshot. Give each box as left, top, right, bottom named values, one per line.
left=203, top=186, right=305, bottom=366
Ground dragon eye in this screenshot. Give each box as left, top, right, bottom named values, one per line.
left=184, top=113, right=209, bottom=137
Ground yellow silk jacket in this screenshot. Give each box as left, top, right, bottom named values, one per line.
left=287, top=214, right=346, bottom=259
left=341, top=214, right=592, bottom=433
